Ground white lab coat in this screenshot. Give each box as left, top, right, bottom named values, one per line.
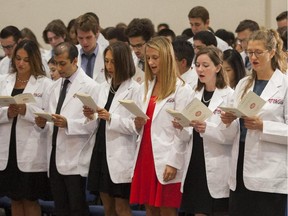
left=0, top=56, right=11, bottom=75
left=181, top=67, right=198, bottom=90
left=132, top=78, right=193, bottom=184
left=42, top=68, right=98, bottom=175
left=181, top=86, right=236, bottom=198
left=80, top=79, right=139, bottom=182
left=228, top=69, right=288, bottom=194
left=0, top=73, right=52, bottom=172
left=77, top=44, right=106, bottom=84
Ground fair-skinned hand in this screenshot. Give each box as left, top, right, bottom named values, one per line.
left=83, top=105, right=95, bottom=120
left=163, top=165, right=177, bottom=182
left=35, top=116, right=47, bottom=128
left=97, top=108, right=110, bottom=121
left=172, top=119, right=183, bottom=130
left=243, top=116, right=263, bottom=131
left=134, top=117, right=147, bottom=130
left=52, top=114, right=67, bottom=128
left=190, top=120, right=206, bottom=133
left=220, top=111, right=237, bottom=125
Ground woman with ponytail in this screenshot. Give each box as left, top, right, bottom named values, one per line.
left=221, top=29, right=288, bottom=216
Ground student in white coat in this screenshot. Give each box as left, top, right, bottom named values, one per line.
left=0, top=40, right=52, bottom=216
left=75, top=13, right=106, bottom=84
left=0, top=26, right=22, bottom=75
left=221, top=29, right=288, bottom=216
left=42, top=19, right=69, bottom=63
left=130, top=36, right=192, bottom=216
left=35, top=42, right=97, bottom=216
left=175, top=46, right=235, bottom=216
left=82, top=41, right=139, bottom=216
left=172, top=37, right=198, bottom=89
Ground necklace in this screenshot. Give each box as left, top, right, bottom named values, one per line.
left=109, top=85, right=117, bottom=94
left=16, top=76, right=29, bottom=83
left=202, top=92, right=213, bottom=103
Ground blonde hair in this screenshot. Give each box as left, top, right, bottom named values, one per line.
left=241, top=29, right=287, bottom=99
left=144, top=36, right=181, bottom=101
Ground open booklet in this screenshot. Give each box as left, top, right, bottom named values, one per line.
left=166, top=98, right=213, bottom=127
left=219, top=91, right=266, bottom=118
left=34, top=112, right=54, bottom=122
left=0, top=93, right=36, bottom=107
left=74, top=93, right=98, bottom=110
left=118, top=99, right=149, bottom=119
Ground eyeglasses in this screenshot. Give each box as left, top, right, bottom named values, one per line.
left=130, top=42, right=146, bottom=49
left=246, top=50, right=268, bottom=58
left=193, top=45, right=204, bottom=50
left=0, top=43, right=16, bottom=50
left=237, top=38, right=248, bottom=45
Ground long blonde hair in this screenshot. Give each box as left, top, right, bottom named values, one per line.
left=241, top=29, right=287, bottom=99
left=144, top=36, right=181, bottom=101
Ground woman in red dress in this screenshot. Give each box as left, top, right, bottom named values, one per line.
left=130, top=36, right=193, bottom=216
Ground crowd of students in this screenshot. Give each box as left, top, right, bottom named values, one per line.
left=0, top=6, right=287, bottom=216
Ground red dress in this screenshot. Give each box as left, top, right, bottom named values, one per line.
left=130, top=96, right=182, bottom=208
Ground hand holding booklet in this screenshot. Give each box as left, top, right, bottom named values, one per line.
left=219, top=91, right=266, bottom=118
left=0, top=93, right=36, bottom=107
left=34, top=112, right=54, bottom=122
left=74, top=93, right=98, bottom=110
left=118, top=99, right=149, bottom=119
left=166, top=98, right=213, bottom=127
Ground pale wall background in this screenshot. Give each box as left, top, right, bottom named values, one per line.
left=0, top=0, right=287, bottom=51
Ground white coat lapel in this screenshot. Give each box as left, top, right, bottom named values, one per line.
left=152, top=80, right=180, bottom=120
left=61, top=73, right=83, bottom=110
left=4, top=74, right=16, bottom=95
left=109, top=80, right=132, bottom=113
left=208, top=88, right=225, bottom=112
left=23, top=76, right=39, bottom=95
left=93, top=45, right=104, bottom=81
left=259, top=70, right=282, bottom=101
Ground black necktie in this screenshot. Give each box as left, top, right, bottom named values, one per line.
left=245, top=56, right=251, bottom=70
left=138, top=59, right=145, bottom=71
left=85, top=54, right=95, bottom=78
left=52, top=79, right=70, bottom=146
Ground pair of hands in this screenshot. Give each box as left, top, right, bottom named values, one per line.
left=83, top=106, right=111, bottom=121
left=8, top=104, right=26, bottom=118
left=221, top=112, right=263, bottom=131
left=172, top=119, right=207, bottom=133
left=35, top=114, right=67, bottom=128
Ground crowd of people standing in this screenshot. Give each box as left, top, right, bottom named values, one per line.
left=0, top=6, right=287, bottom=216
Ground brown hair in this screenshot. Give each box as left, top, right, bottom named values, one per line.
left=103, top=41, right=135, bottom=86
left=42, top=19, right=69, bottom=44
left=11, top=39, right=46, bottom=78
left=74, top=14, right=99, bottom=35
left=188, top=6, right=209, bottom=23
left=194, top=46, right=228, bottom=91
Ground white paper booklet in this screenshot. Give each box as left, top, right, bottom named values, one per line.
left=119, top=99, right=150, bottom=119
left=74, top=93, right=98, bottom=110
left=0, top=93, right=36, bottom=106
left=34, top=112, right=54, bottom=122
left=166, top=98, right=213, bottom=127
left=219, top=91, right=266, bottom=118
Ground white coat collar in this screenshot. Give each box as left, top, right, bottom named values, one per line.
left=194, top=86, right=231, bottom=112
left=109, top=79, right=136, bottom=113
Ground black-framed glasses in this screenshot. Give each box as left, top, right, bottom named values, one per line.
left=130, top=42, right=146, bottom=49
left=246, top=50, right=268, bottom=58
left=0, top=43, right=16, bottom=50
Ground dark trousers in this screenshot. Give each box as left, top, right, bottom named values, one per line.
left=49, top=146, right=89, bottom=216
